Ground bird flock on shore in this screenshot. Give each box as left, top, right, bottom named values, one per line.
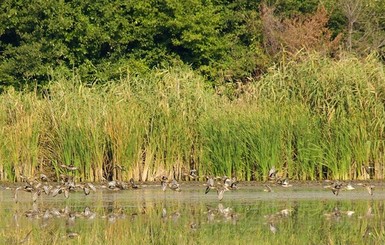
left=10, top=165, right=377, bottom=204
left=3, top=164, right=380, bottom=242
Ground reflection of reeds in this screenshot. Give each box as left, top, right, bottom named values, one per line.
left=2, top=197, right=385, bottom=244
left=0, top=55, right=385, bottom=181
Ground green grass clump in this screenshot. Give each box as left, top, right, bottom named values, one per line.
left=254, top=53, right=385, bottom=180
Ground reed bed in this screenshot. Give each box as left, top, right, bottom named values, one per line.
left=0, top=53, right=384, bottom=182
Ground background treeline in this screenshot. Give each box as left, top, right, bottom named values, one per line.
left=1, top=0, right=384, bottom=86
left=0, top=0, right=385, bottom=182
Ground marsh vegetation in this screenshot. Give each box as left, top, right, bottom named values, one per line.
left=0, top=54, right=384, bottom=182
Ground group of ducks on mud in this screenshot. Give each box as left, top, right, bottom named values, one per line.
left=13, top=164, right=142, bottom=203
left=161, top=173, right=239, bottom=201
left=264, top=166, right=376, bottom=196
left=11, top=164, right=376, bottom=205
left=13, top=171, right=239, bottom=203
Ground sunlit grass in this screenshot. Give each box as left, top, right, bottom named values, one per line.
left=0, top=53, right=384, bottom=181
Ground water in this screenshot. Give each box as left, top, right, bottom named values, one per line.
left=0, top=181, right=384, bottom=244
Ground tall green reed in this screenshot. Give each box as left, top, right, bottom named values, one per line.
left=0, top=53, right=384, bottom=181
left=0, top=88, right=42, bottom=181
left=255, top=52, right=385, bottom=180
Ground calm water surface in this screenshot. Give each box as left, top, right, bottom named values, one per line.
left=0, top=181, right=384, bottom=244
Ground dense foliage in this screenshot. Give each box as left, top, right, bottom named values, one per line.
left=1, top=0, right=384, bottom=87
left=0, top=0, right=263, bottom=86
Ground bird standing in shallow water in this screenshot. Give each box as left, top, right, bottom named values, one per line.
left=129, top=178, right=139, bottom=189
left=205, top=176, right=235, bottom=201
left=217, top=186, right=227, bottom=201
left=83, top=186, right=90, bottom=195
left=169, top=179, right=181, bottom=192
left=161, top=176, right=168, bottom=191
left=331, top=181, right=343, bottom=196
left=205, top=176, right=215, bottom=194
left=281, top=178, right=292, bottom=188
left=345, top=182, right=355, bottom=190
left=223, top=176, right=238, bottom=190
left=363, top=183, right=374, bottom=196
left=76, top=183, right=95, bottom=196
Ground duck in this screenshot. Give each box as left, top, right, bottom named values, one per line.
left=281, top=178, right=292, bottom=188
left=268, top=166, right=278, bottom=180
left=216, top=185, right=228, bottom=201
left=161, top=176, right=168, bottom=191
left=169, top=179, right=181, bottom=192
left=345, top=182, right=355, bottom=190
left=223, top=176, right=238, bottom=190
left=331, top=181, right=343, bottom=196
left=363, top=183, right=374, bottom=196
left=129, top=178, right=139, bottom=189
left=205, top=176, right=216, bottom=194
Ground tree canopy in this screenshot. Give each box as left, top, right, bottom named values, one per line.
left=0, top=0, right=384, bottom=88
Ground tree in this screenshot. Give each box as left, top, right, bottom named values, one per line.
left=1, top=0, right=267, bottom=85
left=260, top=4, right=342, bottom=57
left=338, top=0, right=385, bottom=59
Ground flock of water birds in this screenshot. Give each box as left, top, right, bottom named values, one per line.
left=4, top=164, right=380, bottom=241
left=11, top=165, right=376, bottom=204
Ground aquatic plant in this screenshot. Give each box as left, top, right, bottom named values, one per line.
left=0, top=54, right=384, bottom=181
